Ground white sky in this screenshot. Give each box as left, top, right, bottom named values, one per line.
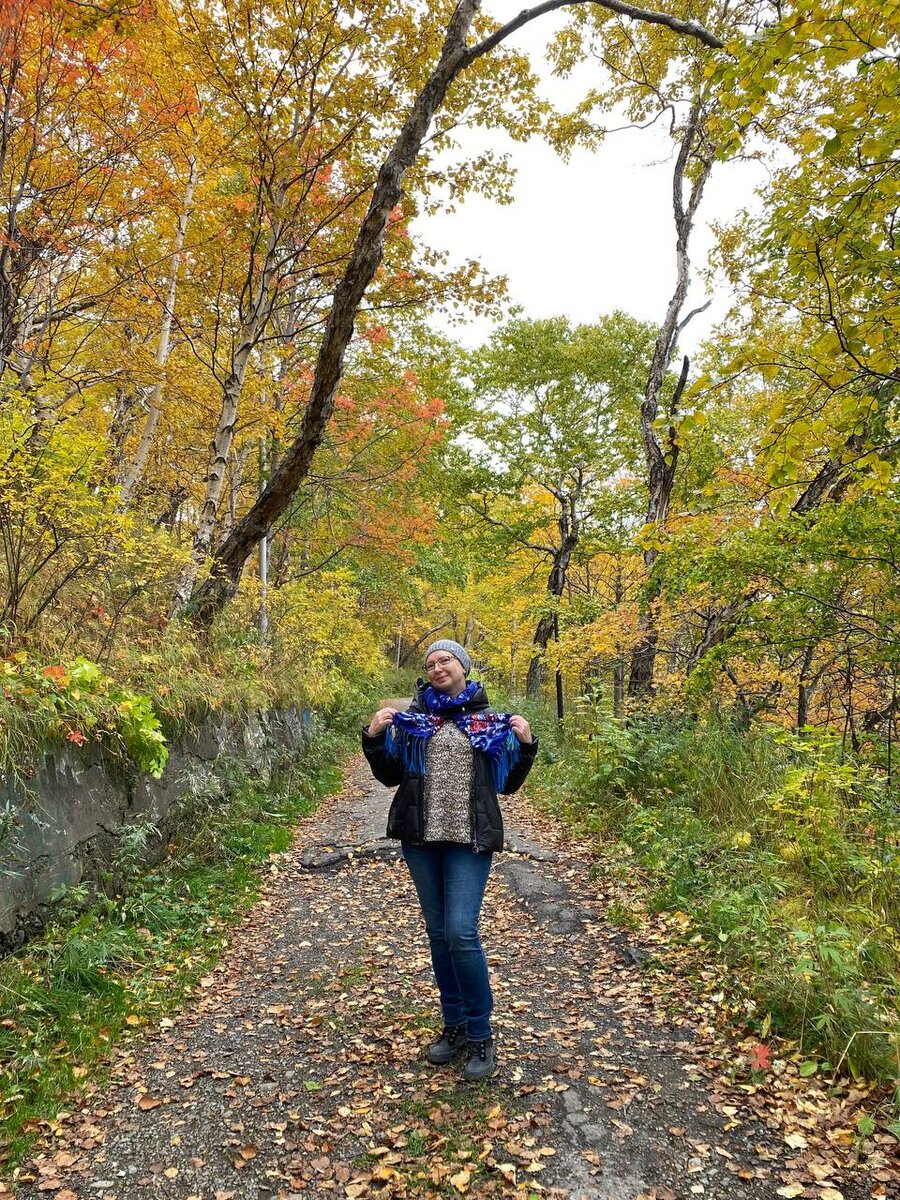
left=414, top=2, right=768, bottom=357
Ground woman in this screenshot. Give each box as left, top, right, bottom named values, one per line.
left=361, top=639, right=537, bottom=1081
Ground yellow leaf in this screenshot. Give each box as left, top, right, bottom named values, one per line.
left=450, top=1168, right=471, bottom=1192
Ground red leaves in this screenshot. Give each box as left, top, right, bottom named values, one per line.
left=748, top=1042, right=772, bottom=1071
left=361, top=323, right=389, bottom=345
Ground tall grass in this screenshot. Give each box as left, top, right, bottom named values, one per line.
left=529, top=703, right=900, bottom=1086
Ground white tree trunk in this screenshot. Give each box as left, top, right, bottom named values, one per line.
left=118, top=153, right=198, bottom=509
left=172, top=199, right=286, bottom=609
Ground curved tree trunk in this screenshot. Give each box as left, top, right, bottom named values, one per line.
left=628, top=97, right=714, bottom=699
left=185, top=0, right=723, bottom=629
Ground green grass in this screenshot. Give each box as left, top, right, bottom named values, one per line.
left=0, top=721, right=352, bottom=1170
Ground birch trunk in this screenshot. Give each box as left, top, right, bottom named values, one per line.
left=118, top=153, right=198, bottom=509
left=172, top=193, right=286, bottom=609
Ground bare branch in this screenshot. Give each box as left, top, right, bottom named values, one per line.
left=676, top=297, right=712, bottom=337
left=462, top=0, right=725, bottom=65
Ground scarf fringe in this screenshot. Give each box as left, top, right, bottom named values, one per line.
left=385, top=712, right=521, bottom=792
left=385, top=721, right=431, bottom=779
left=488, top=729, right=521, bottom=792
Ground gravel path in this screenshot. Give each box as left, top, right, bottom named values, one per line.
left=11, top=756, right=891, bottom=1200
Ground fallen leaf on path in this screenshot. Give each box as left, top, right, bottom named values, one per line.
left=748, top=1043, right=771, bottom=1070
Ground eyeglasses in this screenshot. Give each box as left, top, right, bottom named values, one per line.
left=425, top=655, right=457, bottom=673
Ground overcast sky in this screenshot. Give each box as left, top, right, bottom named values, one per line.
left=414, top=3, right=768, bottom=356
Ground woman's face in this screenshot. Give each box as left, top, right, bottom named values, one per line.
left=424, top=650, right=467, bottom=696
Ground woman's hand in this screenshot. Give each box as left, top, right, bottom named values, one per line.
left=367, top=707, right=399, bottom=736
left=509, top=715, right=533, bottom=744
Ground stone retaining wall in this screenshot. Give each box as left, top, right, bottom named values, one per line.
left=0, top=708, right=310, bottom=952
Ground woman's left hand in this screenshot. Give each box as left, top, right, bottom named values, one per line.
left=509, top=715, right=533, bottom=744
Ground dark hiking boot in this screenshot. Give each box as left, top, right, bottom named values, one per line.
left=426, top=1023, right=467, bottom=1065
left=462, top=1037, right=496, bottom=1081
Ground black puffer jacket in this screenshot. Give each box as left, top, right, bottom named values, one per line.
left=361, top=680, right=538, bottom=853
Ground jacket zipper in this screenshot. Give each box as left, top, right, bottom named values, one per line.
left=470, top=757, right=479, bottom=853
left=459, top=702, right=479, bottom=853
left=422, top=769, right=429, bottom=843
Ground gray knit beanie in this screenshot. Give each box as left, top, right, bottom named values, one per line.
left=424, top=639, right=471, bottom=675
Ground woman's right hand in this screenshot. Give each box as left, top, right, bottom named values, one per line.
left=367, top=707, right=398, bottom=736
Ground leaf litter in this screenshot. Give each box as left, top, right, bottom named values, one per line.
left=7, top=758, right=897, bottom=1199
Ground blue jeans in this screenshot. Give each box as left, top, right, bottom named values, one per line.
left=401, top=842, right=494, bottom=1041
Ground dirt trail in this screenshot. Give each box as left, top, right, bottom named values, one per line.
left=11, top=758, right=892, bottom=1200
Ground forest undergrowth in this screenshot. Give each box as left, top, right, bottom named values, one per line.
left=527, top=699, right=900, bottom=1100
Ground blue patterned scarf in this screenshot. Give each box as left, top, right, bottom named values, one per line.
left=384, top=681, right=521, bottom=791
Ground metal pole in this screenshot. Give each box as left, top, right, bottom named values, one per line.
left=554, top=610, right=563, bottom=722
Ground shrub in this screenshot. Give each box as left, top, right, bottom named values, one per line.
left=530, top=703, right=900, bottom=1083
